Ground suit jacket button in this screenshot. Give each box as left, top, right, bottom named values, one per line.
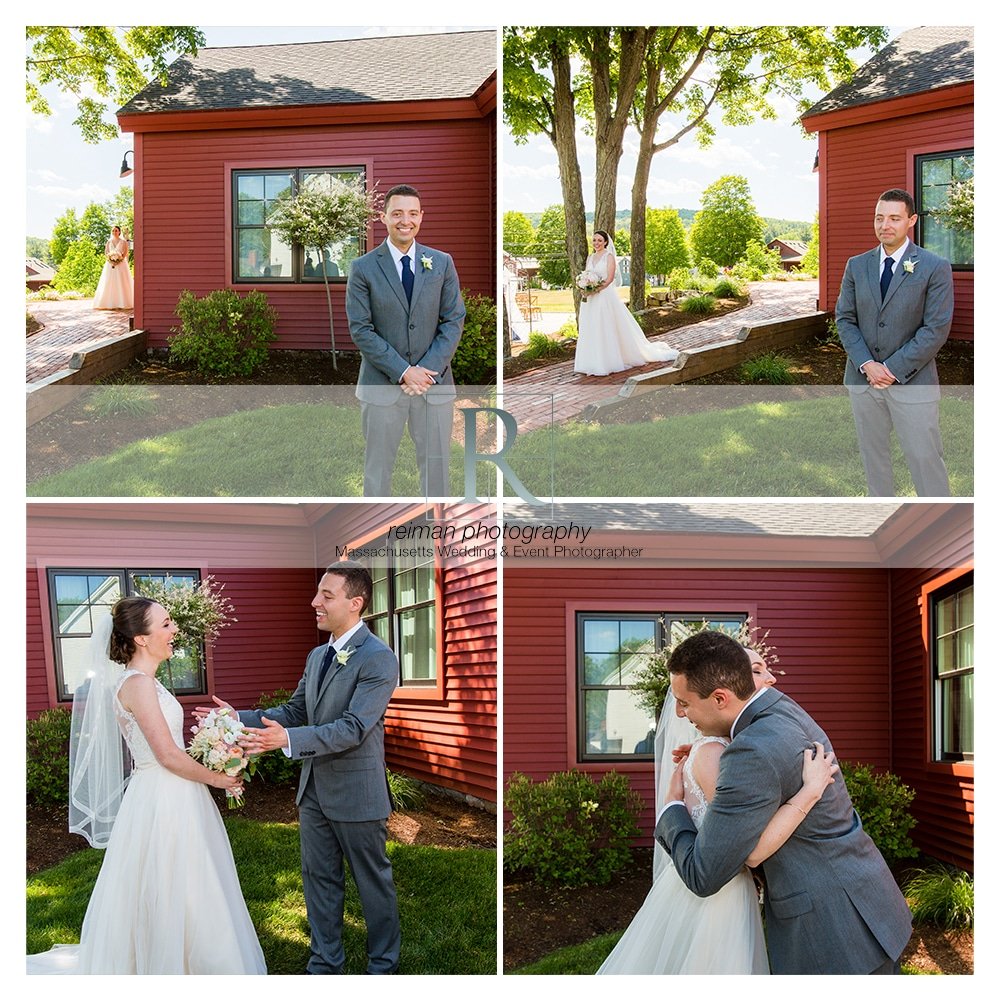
left=409, top=323, right=416, bottom=330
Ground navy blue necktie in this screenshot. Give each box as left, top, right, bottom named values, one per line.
left=316, top=646, right=335, bottom=688
left=401, top=254, right=414, bottom=303
left=880, top=256, right=894, bottom=301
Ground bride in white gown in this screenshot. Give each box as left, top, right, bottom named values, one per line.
left=574, top=231, right=679, bottom=376
left=92, top=226, right=134, bottom=310
left=27, top=598, right=266, bottom=974
left=596, top=648, right=836, bottom=975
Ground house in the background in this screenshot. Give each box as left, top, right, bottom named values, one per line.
left=26, top=258, right=56, bottom=291
left=116, top=30, right=497, bottom=349
left=27, top=502, right=497, bottom=808
left=503, top=502, right=973, bottom=869
left=801, top=26, right=973, bottom=339
left=766, top=238, right=808, bottom=272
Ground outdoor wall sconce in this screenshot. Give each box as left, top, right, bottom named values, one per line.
left=120, top=151, right=134, bottom=178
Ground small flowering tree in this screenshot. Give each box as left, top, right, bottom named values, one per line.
left=937, top=171, right=974, bottom=234
left=266, top=174, right=381, bottom=367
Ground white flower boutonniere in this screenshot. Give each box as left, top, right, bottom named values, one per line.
left=336, top=646, right=356, bottom=667
left=903, top=259, right=917, bottom=274
left=421, top=255, right=433, bottom=272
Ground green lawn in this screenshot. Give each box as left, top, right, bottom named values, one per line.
left=502, top=395, right=973, bottom=497
left=27, top=816, right=497, bottom=975
left=528, top=287, right=635, bottom=313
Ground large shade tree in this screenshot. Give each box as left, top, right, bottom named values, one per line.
left=503, top=211, right=536, bottom=256
left=26, top=26, right=204, bottom=142
left=645, top=207, right=689, bottom=278
left=689, top=175, right=765, bottom=268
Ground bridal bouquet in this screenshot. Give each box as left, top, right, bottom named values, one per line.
left=108, top=253, right=123, bottom=268
left=188, top=707, right=257, bottom=808
left=576, top=270, right=602, bottom=294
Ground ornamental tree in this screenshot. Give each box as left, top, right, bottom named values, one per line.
left=266, top=174, right=380, bottom=366
left=689, top=175, right=765, bottom=268
left=503, top=211, right=536, bottom=255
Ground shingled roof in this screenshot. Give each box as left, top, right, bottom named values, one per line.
left=118, top=30, right=496, bottom=116
left=802, top=25, right=973, bottom=119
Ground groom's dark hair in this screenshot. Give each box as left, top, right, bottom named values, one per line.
left=877, top=188, right=915, bottom=216
left=384, top=184, right=422, bottom=206
left=668, top=631, right=755, bottom=699
left=324, top=560, right=373, bottom=614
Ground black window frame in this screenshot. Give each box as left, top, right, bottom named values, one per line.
left=930, top=571, right=973, bottom=763
left=914, top=148, right=974, bottom=271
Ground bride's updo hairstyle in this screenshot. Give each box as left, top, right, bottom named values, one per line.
left=109, top=597, right=157, bottom=665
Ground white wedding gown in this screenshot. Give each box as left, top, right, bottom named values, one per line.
left=574, top=250, right=679, bottom=375
left=27, top=670, right=266, bottom=974
left=596, top=735, right=769, bottom=975
left=92, top=236, right=134, bottom=310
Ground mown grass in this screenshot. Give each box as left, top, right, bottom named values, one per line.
left=27, top=816, right=497, bottom=975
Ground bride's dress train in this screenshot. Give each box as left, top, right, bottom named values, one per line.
left=596, top=735, right=769, bottom=974
left=27, top=670, right=266, bottom=974
left=574, top=250, right=679, bottom=376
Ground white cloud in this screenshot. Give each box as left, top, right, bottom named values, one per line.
left=25, top=107, right=54, bottom=134
left=31, top=169, right=65, bottom=183
left=30, top=183, right=115, bottom=202
left=504, top=162, right=560, bottom=180
left=646, top=177, right=705, bottom=203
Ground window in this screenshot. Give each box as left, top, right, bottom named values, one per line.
left=47, top=568, right=206, bottom=700
left=363, top=523, right=439, bottom=687
left=931, top=573, right=973, bottom=762
left=233, top=166, right=366, bottom=282
left=915, top=150, right=973, bottom=269
left=577, top=613, right=746, bottom=761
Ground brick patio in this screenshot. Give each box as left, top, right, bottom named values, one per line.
left=26, top=299, right=133, bottom=383
left=503, top=281, right=819, bottom=432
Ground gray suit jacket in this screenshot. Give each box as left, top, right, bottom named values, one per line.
left=836, top=240, right=954, bottom=399
left=240, top=623, right=398, bottom=822
left=655, top=688, right=912, bottom=974
left=346, top=240, right=465, bottom=405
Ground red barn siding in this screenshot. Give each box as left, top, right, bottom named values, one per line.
left=133, top=117, right=495, bottom=348
left=813, top=101, right=973, bottom=339
left=503, top=566, right=891, bottom=837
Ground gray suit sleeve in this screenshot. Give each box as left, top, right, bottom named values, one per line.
left=285, top=649, right=398, bottom=759
left=346, top=259, right=410, bottom=384
left=239, top=670, right=309, bottom=730
left=655, top=740, right=784, bottom=896
left=415, top=253, right=465, bottom=381
left=881, top=255, right=954, bottom=383
left=835, top=259, right=872, bottom=373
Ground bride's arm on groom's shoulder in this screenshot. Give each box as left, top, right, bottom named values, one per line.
left=745, top=742, right=838, bottom=867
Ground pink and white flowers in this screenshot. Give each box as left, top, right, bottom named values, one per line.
left=576, top=270, right=602, bottom=294
left=188, top=707, right=257, bottom=808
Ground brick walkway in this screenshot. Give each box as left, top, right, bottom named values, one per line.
left=26, top=299, right=133, bottom=383
left=503, top=281, right=819, bottom=431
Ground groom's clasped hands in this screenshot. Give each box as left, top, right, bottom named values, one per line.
left=193, top=695, right=289, bottom=755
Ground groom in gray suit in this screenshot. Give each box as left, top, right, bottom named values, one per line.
left=836, top=188, right=954, bottom=496
left=656, top=631, right=912, bottom=975
left=347, top=184, right=466, bottom=497
left=233, top=561, right=401, bottom=974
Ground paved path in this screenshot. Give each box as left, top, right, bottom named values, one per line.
left=26, top=299, right=133, bottom=383
left=503, top=281, right=819, bottom=432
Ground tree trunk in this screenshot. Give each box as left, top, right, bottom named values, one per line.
left=502, top=294, right=512, bottom=361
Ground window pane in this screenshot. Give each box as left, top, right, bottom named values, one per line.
left=238, top=200, right=265, bottom=225
left=370, top=577, right=389, bottom=616
left=396, top=567, right=416, bottom=607
left=237, top=175, right=264, bottom=201
left=584, top=689, right=656, bottom=756
left=398, top=607, right=435, bottom=682
left=238, top=229, right=292, bottom=279
left=620, top=621, right=655, bottom=650
left=60, top=636, right=98, bottom=697
left=584, top=653, right=619, bottom=685
left=584, top=620, right=620, bottom=653
left=939, top=674, right=974, bottom=759
left=369, top=613, right=390, bottom=647
left=265, top=174, right=292, bottom=200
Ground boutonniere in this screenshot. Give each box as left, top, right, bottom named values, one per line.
left=336, top=646, right=356, bottom=667
left=902, top=259, right=917, bottom=274
left=421, top=254, right=433, bottom=271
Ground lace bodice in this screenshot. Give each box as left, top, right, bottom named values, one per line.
left=683, top=735, right=729, bottom=827
left=114, top=668, right=184, bottom=768
left=586, top=250, right=613, bottom=281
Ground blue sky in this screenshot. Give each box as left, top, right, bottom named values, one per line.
left=503, top=27, right=909, bottom=225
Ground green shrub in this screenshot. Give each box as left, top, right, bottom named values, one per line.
left=504, top=770, right=642, bottom=887
left=679, top=293, right=716, bottom=316
left=904, top=865, right=974, bottom=929
left=696, top=256, right=719, bottom=279
left=519, top=331, right=566, bottom=361
left=27, top=708, right=72, bottom=804
left=665, top=267, right=694, bottom=293
left=388, top=770, right=426, bottom=810
left=554, top=319, right=578, bottom=340
left=169, top=289, right=278, bottom=377
left=713, top=277, right=747, bottom=299
left=453, top=291, right=496, bottom=385
left=738, top=352, right=797, bottom=384
left=841, top=762, right=918, bottom=866
left=52, top=238, right=104, bottom=297
left=251, top=689, right=301, bottom=786
left=90, top=384, right=157, bottom=418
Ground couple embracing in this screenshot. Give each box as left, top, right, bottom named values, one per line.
left=598, top=632, right=911, bottom=976
left=28, top=561, right=400, bottom=975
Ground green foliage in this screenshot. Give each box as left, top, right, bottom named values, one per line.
left=532, top=205, right=571, bottom=287
left=504, top=770, right=641, bottom=887
left=904, top=865, right=974, bottom=929
left=613, top=227, right=631, bottom=255
left=690, top=176, right=765, bottom=268
left=169, top=288, right=279, bottom=377
left=735, top=240, right=783, bottom=281
left=519, top=331, right=567, bottom=360
left=27, top=235, right=54, bottom=266
left=666, top=267, right=696, bottom=293
left=645, top=207, right=689, bottom=276
left=936, top=160, right=973, bottom=233
left=840, top=762, right=918, bottom=866
left=503, top=211, right=536, bottom=255
left=554, top=319, right=579, bottom=339
left=252, top=689, right=302, bottom=786
left=27, top=708, right=72, bottom=804
left=388, top=770, right=426, bottom=811
left=696, top=256, right=720, bottom=279
left=738, top=352, right=797, bottom=384
left=713, top=276, right=747, bottom=299
left=80, top=202, right=112, bottom=256
left=452, top=292, right=496, bottom=385
left=678, top=293, right=716, bottom=316
left=26, top=26, right=204, bottom=142
left=801, top=212, right=820, bottom=277
left=52, top=238, right=104, bottom=296
left=89, top=384, right=156, bottom=418
left=49, top=208, right=80, bottom=267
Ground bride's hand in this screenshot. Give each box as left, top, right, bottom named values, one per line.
left=193, top=695, right=236, bottom=722
left=671, top=742, right=692, bottom=764
left=214, top=773, right=243, bottom=792
left=801, top=741, right=838, bottom=797
left=666, top=758, right=686, bottom=803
